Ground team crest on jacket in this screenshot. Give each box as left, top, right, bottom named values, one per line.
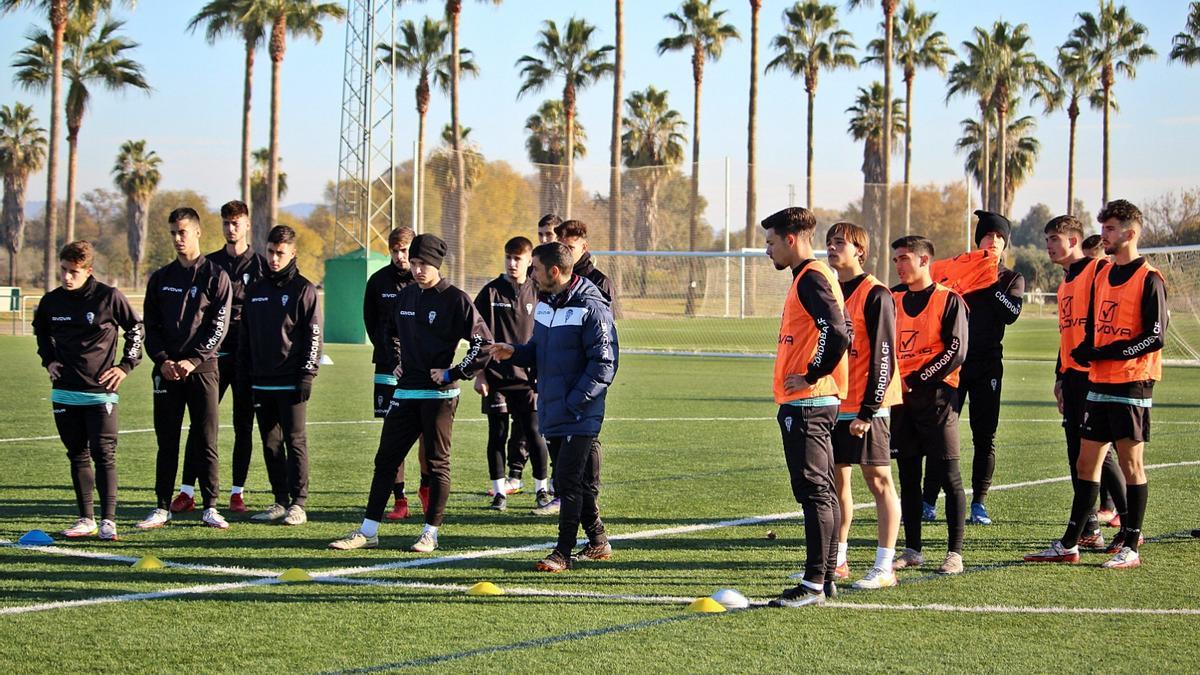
left=566, top=309, right=574, bottom=321
left=243, top=272, right=250, bottom=285
left=526, top=302, right=533, bottom=314
left=282, top=294, right=289, bottom=306
left=428, top=310, right=437, bottom=324
left=189, top=286, right=198, bottom=298
left=85, top=311, right=95, bottom=324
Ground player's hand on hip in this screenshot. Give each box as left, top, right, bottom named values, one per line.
left=160, top=360, right=178, bottom=381
left=98, top=367, right=127, bottom=391
left=487, top=343, right=514, bottom=361
left=46, top=361, right=62, bottom=381
left=783, top=373, right=809, bottom=393
left=430, top=368, right=450, bottom=385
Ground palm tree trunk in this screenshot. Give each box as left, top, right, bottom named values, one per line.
left=685, top=62, right=702, bottom=316
left=1067, top=108, right=1078, bottom=214
left=8, top=250, right=14, bottom=286
left=241, top=33, right=255, bottom=209
left=65, top=128, right=79, bottom=244
left=417, top=110, right=426, bottom=232
left=1102, top=84, right=1111, bottom=205
left=609, top=0, right=623, bottom=306
left=267, top=18, right=285, bottom=246
left=996, top=104, right=1007, bottom=217
left=43, top=2, right=66, bottom=292
left=805, top=87, right=815, bottom=208
left=450, top=5, right=467, bottom=288
left=745, top=0, right=760, bottom=316
left=903, top=76, right=913, bottom=236
left=880, top=6, right=894, bottom=284
left=980, top=105, right=990, bottom=213
left=565, top=106, right=575, bottom=220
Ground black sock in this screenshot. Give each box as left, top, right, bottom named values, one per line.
left=1124, top=483, right=1147, bottom=552
left=1061, top=480, right=1100, bottom=549
left=508, top=469, right=522, bottom=480
left=419, top=474, right=431, bottom=489
left=393, top=482, right=406, bottom=501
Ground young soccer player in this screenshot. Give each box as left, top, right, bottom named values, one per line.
left=330, top=234, right=492, bottom=552
left=172, top=200, right=267, bottom=515
left=537, top=213, right=561, bottom=244
left=473, top=236, right=552, bottom=512
left=890, top=235, right=969, bottom=575
left=1081, top=232, right=1123, bottom=524
left=240, top=226, right=322, bottom=526
left=1025, top=200, right=1166, bottom=569
left=138, top=208, right=233, bottom=530
left=33, top=241, right=143, bottom=540
left=758, top=207, right=849, bottom=608
left=824, top=223, right=902, bottom=590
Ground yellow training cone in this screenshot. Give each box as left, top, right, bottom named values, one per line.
left=466, top=581, right=504, bottom=596
left=131, top=555, right=165, bottom=570
left=688, top=597, right=727, bottom=613
left=278, top=568, right=313, bottom=583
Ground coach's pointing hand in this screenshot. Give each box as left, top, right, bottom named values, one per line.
left=487, top=343, right=515, bottom=361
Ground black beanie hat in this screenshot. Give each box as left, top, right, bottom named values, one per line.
left=973, top=210, right=1011, bottom=247
left=409, top=234, right=447, bottom=269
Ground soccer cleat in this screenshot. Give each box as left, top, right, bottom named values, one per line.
left=417, top=486, right=431, bottom=514
left=937, top=551, right=964, bottom=575
left=1106, top=513, right=1122, bottom=529
left=328, top=530, right=379, bottom=551
left=533, top=489, right=553, bottom=510
left=229, top=493, right=248, bottom=513
left=251, top=504, right=287, bottom=522
left=535, top=550, right=572, bottom=572
left=852, top=566, right=898, bottom=590
left=823, top=580, right=838, bottom=599
left=488, top=494, right=507, bottom=512
left=98, top=519, right=118, bottom=541
left=531, top=496, right=561, bottom=516
left=1193, top=529, right=1200, bottom=539
left=136, top=508, right=171, bottom=530
left=768, top=585, right=826, bottom=608
left=282, top=505, right=307, bottom=526
left=1096, top=509, right=1118, bottom=527
left=1101, top=546, right=1141, bottom=569
left=202, top=508, right=230, bottom=530
left=832, top=562, right=850, bottom=581
left=922, top=502, right=937, bottom=522
left=573, top=540, right=613, bottom=562
left=1023, top=540, right=1081, bottom=564
left=1078, top=529, right=1107, bottom=551
left=385, top=497, right=410, bottom=521
left=1105, top=530, right=1145, bottom=555
left=169, top=492, right=195, bottom=513
left=892, top=548, right=924, bottom=570
left=410, top=530, right=438, bottom=553
left=968, top=502, right=993, bottom=525
left=62, top=517, right=98, bottom=538
left=504, top=477, right=524, bottom=495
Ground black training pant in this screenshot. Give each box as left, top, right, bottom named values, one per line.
left=1060, top=369, right=1126, bottom=520
left=924, top=359, right=1002, bottom=506
left=777, top=403, right=841, bottom=586
left=254, top=391, right=310, bottom=508
left=366, top=397, right=456, bottom=526
left=53, top=402, right=119, bottom=521
left=506, top=415, right=530, bottom=478
left=154, top=368, right=220, bottom=509
left=895, top=385, right=965, bottom=554
left=553, top=434, right=605, bottom=557
left=486, top=411, right=548, bottom=482
left=182, top=354, right=254, bottom=490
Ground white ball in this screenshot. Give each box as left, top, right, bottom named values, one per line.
left=711, top=588, right=749, bottom=610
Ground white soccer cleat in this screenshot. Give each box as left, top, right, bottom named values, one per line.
left=852, top=566, right=898, bottom=589
left=410, top=530, right=438, bottom=553
left=937, top=551, right=964, bottom=575
left=62, top=517, right=98, bottom=538
left=282, top=505, right=307, bottom=526
left=136, top=508, right=171, bottom=530
left=1101, top=547, right=1141, bottom=570
left=202, top=508, right=230, bottom=530
left=328, top=530, right=379, bottom=551
left=892, top=548, right=924, bottom=570
left=251, top=504, right=287, bottom=522
left=98, top=519, right=118, bottom=541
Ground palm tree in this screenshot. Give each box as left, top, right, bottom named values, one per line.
left=249, top=147, right=286, bottom=241
left=1068, top=0, right=1155, bottom=205
left=260, top=0, right=345, bottom=246
left=864, top=0, right=953, bottom=234
left=622, top=86, right=686, bottom=294
left=1033, top=41, right=1105, bottom=213
left=13, top=10, right=149, bottom=248
left=946, top=27, right=996, bottom=211
left=0, top=0, right=126, bottom=291
left=1171, top=2, right=1200, bottom=65
left=846, top=82, right=903, bottom=278
left=745, top=0, right=762, bottom=252
left=767, top=1, right=857, bottom=209
left=956, top=101, right=1040, bottom=214
left=111, top=139, right=159, bottom=288
left=516, top=17, right=614, bottom=220
left=187, top=0, right=270, bottom=209
left=524, top=99, right=587, bottom=217
left=0, top=103, right=47, bottom=285
left=609, top=0, right=623, bottom=298
left=377, top=16, right=477, bottom=232
left=426, top=123, right=484, bottom=259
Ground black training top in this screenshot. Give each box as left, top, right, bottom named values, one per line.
left=573, top=252, right=615, bottom=303
left=237, top=261, right=323, bottom=388
left=206, top=246, right=268, bottom=356
left=143, top=255, right=232, bottom=373
left=363, top=263, right=414, bottom=366
left=474, top=274, right=538, bottom=391
left=387, top=277, right=493, bottom=391
left=33, top=276, right=143, bottom=393
left=962, top=265, right=1024, bottom=363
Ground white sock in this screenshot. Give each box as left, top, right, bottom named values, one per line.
left=876, top=547, right=895, bottom=572
left=836, top=542, right=849, bottom=567
left=801, top=579, right=823, bottom=593
left=491, top=479, right=506, bottom=496
left=535, top=478, right=550, bottom=493
left=422, top=524, right=439, bottom=538
left=179, top=485, right=195, bottom=497
left=231, top=486, right=244, bottom=495
left=359, top=518, right=380, bottom=538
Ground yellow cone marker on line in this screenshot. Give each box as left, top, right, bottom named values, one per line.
left=688, top=597, right=727, bottom=613
left=466, top=581, right=504, bottom=596
left=278, top=568, right=313, bottom=582
left=131, top=555, right=165, bottom=570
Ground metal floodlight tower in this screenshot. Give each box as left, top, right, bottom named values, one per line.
left=332, top=0, right=396, bottom=256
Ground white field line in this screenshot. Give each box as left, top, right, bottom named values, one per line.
left=824, top=601, right=1200, bottom=616
left=0, top=578, right=280, bottom=617
left=317, top=576, right=698, bottom=605
left=0, top=540, right=278, bottom=577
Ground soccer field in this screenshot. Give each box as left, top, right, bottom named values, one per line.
left=1, top=325, right=1199, bottom=672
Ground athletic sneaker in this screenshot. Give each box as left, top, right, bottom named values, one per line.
left=535, top=550, right=572, bottom=572
left=169, top=491, right=195, bottom=513
left=531, top=496, right=560, bottom=516
left=1096, top=509, right=1118, bottom=526
left=922, top=502, right=937, bottom=522
left=410, top=530, right=438, bottom=553
left=282, top=505, right=307, bottom=526
left=328, top=529, right=379, bottom=550
left=852, top=566, right=897, bottom=590
left=1105, top=530, right=1145, bottom=555
left=1106, top=513, right=1122, bottom=529
left=1078, top=529, right=1107, bottom=551
left=573, top=540, right=613, bottom=562
left=533, top=489, right=553, bottom=509
left=488, top=494, right=507, bottom=512
left=1023, top=540, right=1080, bottom=564
left=768, top=585, right=825, bottom=608
left=251, top=503, right=287, bottom=522
left=98, top=519, right=118, bottom=541
left=229, top=493, right=247, bottom=513
left=385, top=497, right=410, bottom=521
left=202, top=508, right=230, bottom=530
left=1101, top=546, right=1141, bottom=569
left=62, top=517, right=98, bottom=538
left=136, top=508, right=171, bottom=530
left=505, top=477, right=524, bottom=494
left=823, top=580, right=838, bottom=599
left=1192, top=529, right=1200, bottom=539
left=968, top=502, right=993, bottom=525
left=892, top=548, right=924, bottom=570
left=937, top=551, right=964, bottom=575
left=833, top=562, right=850, bottom=581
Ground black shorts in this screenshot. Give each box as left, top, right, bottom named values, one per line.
left=1060, top=368, right=1090, bottom=436
left=833, top=416, right=892, bottom=466
left=891, top=385, right=960, bottom=460
left=1081, top=398, right=1151, bottom=444
left=481, top=388, right=536, bottom=415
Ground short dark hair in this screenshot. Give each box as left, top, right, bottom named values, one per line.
left=554, top=219, right=588, bottom=240
left=538, top=214, right=562, bottom=231
left=168, top=207, right=201, bottom=227
left=1082, top=234, right=1103, bottom=253
left=1097, top=199, right=1143, bottom=229
left=505, top=236, right=533, bottom=255
left=760, top=207, right=817, bottom=239
left=1044, top=214, right=1085, bottom=239
left=60, top=240, right=95, bottom=267
left=266, top=225, right=296, bottom=245
left=826, top=221, right=869, bottom=265
left=388, top=227, right=415, bottom=249
left=891, top=235, right=935, bottom=259
left=220, top=200, right=249, bottom=219
left=532, top=242, right=573, bottom=275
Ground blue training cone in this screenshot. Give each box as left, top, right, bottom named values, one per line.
left=18, top=530, right=54, bottom=545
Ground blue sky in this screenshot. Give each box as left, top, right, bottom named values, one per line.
left=1, top=0, right=1197, bottom=230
